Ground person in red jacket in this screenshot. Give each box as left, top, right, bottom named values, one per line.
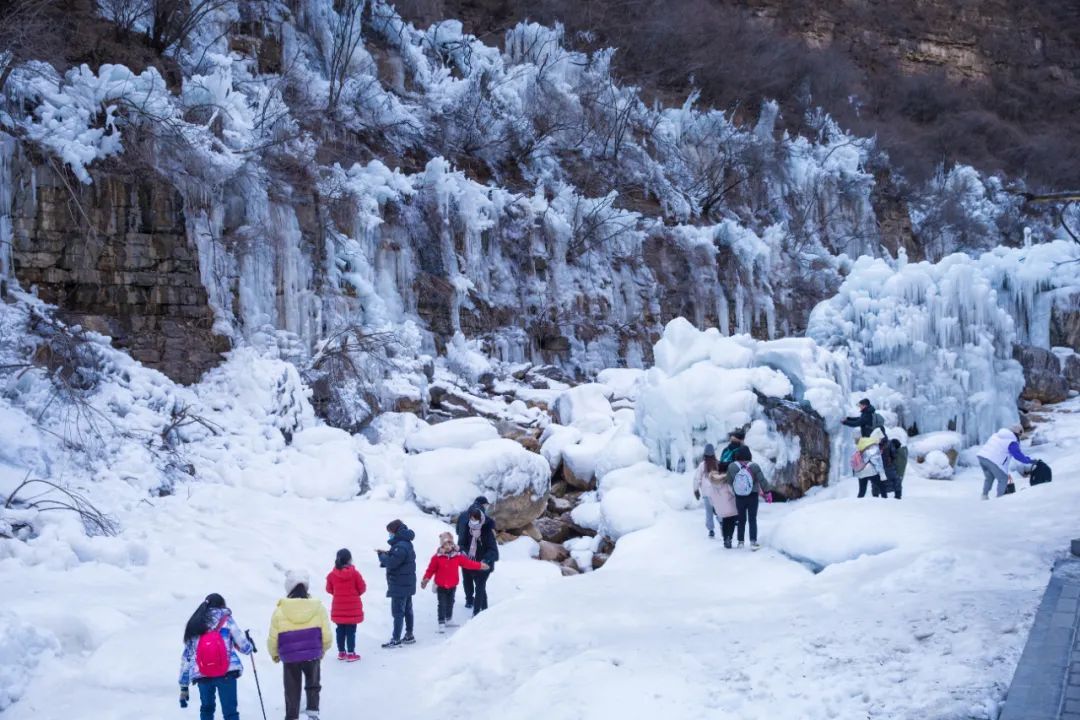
left=325, top=548, right=366, bottom=662
left=420, top=533, right=489, bottom=632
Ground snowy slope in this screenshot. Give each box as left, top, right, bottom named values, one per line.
left=2, top=392, right=1076, bottom=719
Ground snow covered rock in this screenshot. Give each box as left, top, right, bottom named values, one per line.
left=555, top=384, right=614, bottom=433
left=404, top=417, right=499, bottom=452
left=922, top=450, right=955, bottom=480
left=405, top=439, right=550, bottom=529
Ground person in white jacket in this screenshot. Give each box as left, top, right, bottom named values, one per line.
left=693, top=444, right=737, bottom=541
left=854, top=429, right=888, bottom=498
left=976, top=426, right=1037, bottom=499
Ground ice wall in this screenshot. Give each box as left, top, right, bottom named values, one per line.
left=807, top=241, right=1080, bottom=444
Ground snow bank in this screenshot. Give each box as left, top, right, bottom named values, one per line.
left=404, top=417, right=499, bottom=452
left=555, top=384, right=614, bottom=433
left=405, top=439, right=550, bottom=516
left=0, top=611, right=59, bottom=711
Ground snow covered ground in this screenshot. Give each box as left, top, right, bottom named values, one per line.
left=2, top=395, right=1077, bottom=719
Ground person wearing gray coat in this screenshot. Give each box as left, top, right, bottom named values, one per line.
left=726, top=445, right=771, bottom=550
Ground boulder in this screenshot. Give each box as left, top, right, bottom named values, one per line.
left=560, top=564, right=581, bottom=577
left=560, top=557, right=580, bottom=572
left=547, top=496, right=573, bottom=514
left=1014, top=345, right=1069, bottom=404
left=561, top=458, right=596, bottom=491
left=519, top=522, right=542, bottom=542
left=489, top=491, right=550, bottom=533
left=560, top=510, right=597, bottom=538
left=549, top=479, right=570, bottom=498
left=1061, top=352, right=1080, bottom=391
left=1050, top=291, right=1080, bottom=352
left=538, top=540, right=571, bottom=563
left=757, top=395, right=830, bottom=499
left=591, top=552, right=610, bottom=570
left=534, top=515, right=574, bottom=544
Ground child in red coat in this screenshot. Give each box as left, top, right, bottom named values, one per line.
left=420, top=533, right=488, bottom=631
left=325, top=548, right=366, bottom=662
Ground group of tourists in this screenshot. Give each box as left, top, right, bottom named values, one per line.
left=692, top=429, right=774, bottom=549
left=691, top=397, right=1053, bottom=543
left=177, top=495, right=499, bottom=720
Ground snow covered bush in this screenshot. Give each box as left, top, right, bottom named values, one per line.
left=922, top=450, right=955, bottom=480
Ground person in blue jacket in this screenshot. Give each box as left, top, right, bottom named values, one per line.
left=376, top=519, right=416, bottom=648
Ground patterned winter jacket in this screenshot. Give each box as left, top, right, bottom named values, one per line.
left=178, top=608, right=253, bottom=685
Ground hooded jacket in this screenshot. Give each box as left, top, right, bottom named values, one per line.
left=379, top=525, right=417, bottom=597
left=855, top=435, right=885, bottom=479
left=178, top=608, right=253, bottom=685
left=977, top=428, right=1034, bottom=471
left=267, top=597, right=332, bottom=664
left=693, top=462, right=737, bottom=517
left=423, top=551, right=485, bottom=589
left=325, top=565, right=367, bottom=625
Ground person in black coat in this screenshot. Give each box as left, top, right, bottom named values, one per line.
left=377, top=519, right=416, bottom=648
left=842, top=399, right=882, bottom=438
left=456, top=496, right=499, bottom=615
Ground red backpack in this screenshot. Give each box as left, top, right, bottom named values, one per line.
left=195, top=615, right=230, bottom=678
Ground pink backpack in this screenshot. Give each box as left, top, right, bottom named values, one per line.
left=195, top=615, right=230, bottom=678
left=850, top=449, right=868, bottom=473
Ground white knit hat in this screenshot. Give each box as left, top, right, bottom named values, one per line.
left=284, top=569, right=309, bottom=595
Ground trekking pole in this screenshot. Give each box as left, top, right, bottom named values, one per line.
left=245, top=630, right=268, bottom=720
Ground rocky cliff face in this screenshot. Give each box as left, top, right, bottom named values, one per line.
left=7, top=155, right=229, bottom=384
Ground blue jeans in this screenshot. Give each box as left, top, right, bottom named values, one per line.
left=702, top=496, right=720, bottom=531
left=335, top=623, right=357, bottom=653
left=197, top=675, right=238, bottom=720
left=390, top=595, right=413, bottom=641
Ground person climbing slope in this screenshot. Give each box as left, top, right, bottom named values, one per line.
left=178, top=593, right=254, bottom=720
left=977, top=425, right=1037, bottom=499
left=377, top=519, right=417, bottom=648
left=726, top=445, right=771, bottom=550
left=324, top=548, right=366, bottom=662
left=420, top=532, right=489, bottom=632
left=268, top=570, right=332, bottom=720
left=693, top=443, right=736, bottom=540
left=842, top=398, right=884, bottom=438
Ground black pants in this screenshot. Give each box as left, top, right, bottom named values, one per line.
left=468, top=570, right=490, bottom=615
left=735, top=493, right=759, bottom=543
left=436, top=586, right=456, bottom=623
left=871, top=476, right=889, bottom=498
left=283, top=659, right=320, bottom=720
left=888, top=470, right=903, bottom=499
left=720, top=516, right=737, bottom=542
left=462, top=569, right=477, bottom=605
left=334, top=623, right=356, bottom=653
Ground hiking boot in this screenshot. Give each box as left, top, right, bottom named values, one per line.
left=708, top=530, right=715, bottom=538
left=751, top=543, right=761, bottom=551
left=981, top=494, right=989, bottom=500
left=305, top=711, right=320, bottom=720
left=444, top=619, right=458, bottom=627
left=737, top=541, right=745, bottom=548
left=723, top=539, right=732, bottom=549
left=402, top=633, right=416, bottom=645
left=345, top=653, right=360, bottom=663
left=464, top=600, right=473, bottom=609
left=381, top=639, right=402, bottom=649
left=437, top=623, right=446, bottom=634
left=337, top=651, right=347, bottom=661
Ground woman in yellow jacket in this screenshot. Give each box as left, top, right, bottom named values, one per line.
left=268, top=570, right=333, bottom=720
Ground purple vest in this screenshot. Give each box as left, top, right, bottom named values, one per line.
left=278, top=627, right=323, bottom=664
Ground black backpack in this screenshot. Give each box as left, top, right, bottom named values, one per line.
left=1031, top=460, right=1052, bottom=486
